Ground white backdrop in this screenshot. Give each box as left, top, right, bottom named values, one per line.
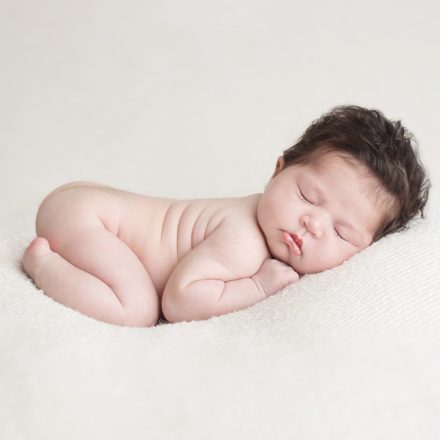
left=2, top=3, right=440, bottom=438
left=1, top=0, right=439, bottom=222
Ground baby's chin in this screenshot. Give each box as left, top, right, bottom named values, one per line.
left=281, top=258, right=307, bottom=276
left=270, top=249, right=307, bottom=275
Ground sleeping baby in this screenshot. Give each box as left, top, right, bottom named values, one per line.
left=21, top=105, right=430, bottom=327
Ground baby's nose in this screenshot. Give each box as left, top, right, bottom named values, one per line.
left=300, top=214, right=325, bottom=238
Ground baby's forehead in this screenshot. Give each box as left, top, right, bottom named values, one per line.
left=305, top=151, right=379, bottom=186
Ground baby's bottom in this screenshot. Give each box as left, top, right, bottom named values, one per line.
left=22, top=198, right=160, bottom=327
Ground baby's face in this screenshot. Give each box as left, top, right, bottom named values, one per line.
left=257, top=151, right=384, bottom=274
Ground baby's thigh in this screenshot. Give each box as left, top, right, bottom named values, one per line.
left=35, top=187, right=160, bottom=323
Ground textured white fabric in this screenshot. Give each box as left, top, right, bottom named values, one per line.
left=1, top=204, right=440, bottom=440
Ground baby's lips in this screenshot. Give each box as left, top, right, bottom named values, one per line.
left=281, top=231, right=302, bottom=256
left=291, top=233, right=303, bottom=250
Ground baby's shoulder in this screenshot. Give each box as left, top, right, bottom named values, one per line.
left=209, top=194, right=269, bottom=270
left=198, top=193, right=262, bottom=235
left=222, top=193, right=262, bottom=231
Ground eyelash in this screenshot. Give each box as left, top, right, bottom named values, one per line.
left=299, top=189, right=349, bottom=242
left=335, top=229, right=348, bottom=241
left=299, top=190, right=316, bottom=205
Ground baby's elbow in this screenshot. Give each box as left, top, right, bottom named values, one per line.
left=161, top=298, right=177, bottom=323
left=162, top=286, right=212, bottom=323
left=161, top=288, right=185, bottom=323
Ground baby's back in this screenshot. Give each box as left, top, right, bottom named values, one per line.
left=37, top=181, right=266, bottom=296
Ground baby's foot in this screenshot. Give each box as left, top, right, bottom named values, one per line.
left=22, top=237, right=53, bottom=281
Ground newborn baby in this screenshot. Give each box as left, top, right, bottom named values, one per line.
left=22, top=105, right=430, bottom=327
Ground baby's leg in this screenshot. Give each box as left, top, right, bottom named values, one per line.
left=22, top=221, right=160, bottom=327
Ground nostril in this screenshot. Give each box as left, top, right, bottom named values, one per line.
left=300, top=214, right=324, bottom=238
left=300, top=215, right=310, bottom=228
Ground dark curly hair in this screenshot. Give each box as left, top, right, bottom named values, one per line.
left=282, top=105, right=431, bottom=241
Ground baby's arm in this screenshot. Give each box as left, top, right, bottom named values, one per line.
left=162, top=226, right=299, bottom=323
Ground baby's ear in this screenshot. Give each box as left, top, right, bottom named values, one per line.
left=272, top=156, right=285, bottom=178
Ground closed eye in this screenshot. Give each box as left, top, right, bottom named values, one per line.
left=299, top=189, right=315, bottom=205
left=335, top=228, right=348, bottom=242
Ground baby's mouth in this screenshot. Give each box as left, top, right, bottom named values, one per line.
left=281, top=231, right=303, bottom=256
left=291, top=233, right=303, bottom=250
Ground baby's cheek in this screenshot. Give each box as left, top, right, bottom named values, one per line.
left=302, top=247, right=346, bottom=273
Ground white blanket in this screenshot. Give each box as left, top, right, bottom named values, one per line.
left=1, top=205, right=440, bottom=440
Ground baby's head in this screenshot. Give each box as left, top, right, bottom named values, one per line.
left=257, top=105, right=431, bottom=274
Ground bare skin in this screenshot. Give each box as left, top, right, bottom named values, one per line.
left=22, top=183, right=276, bottom=326
left=22, top=152, right=384, bottom=327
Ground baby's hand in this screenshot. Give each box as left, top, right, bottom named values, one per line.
left=251, top=258, right=300, bottom=297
